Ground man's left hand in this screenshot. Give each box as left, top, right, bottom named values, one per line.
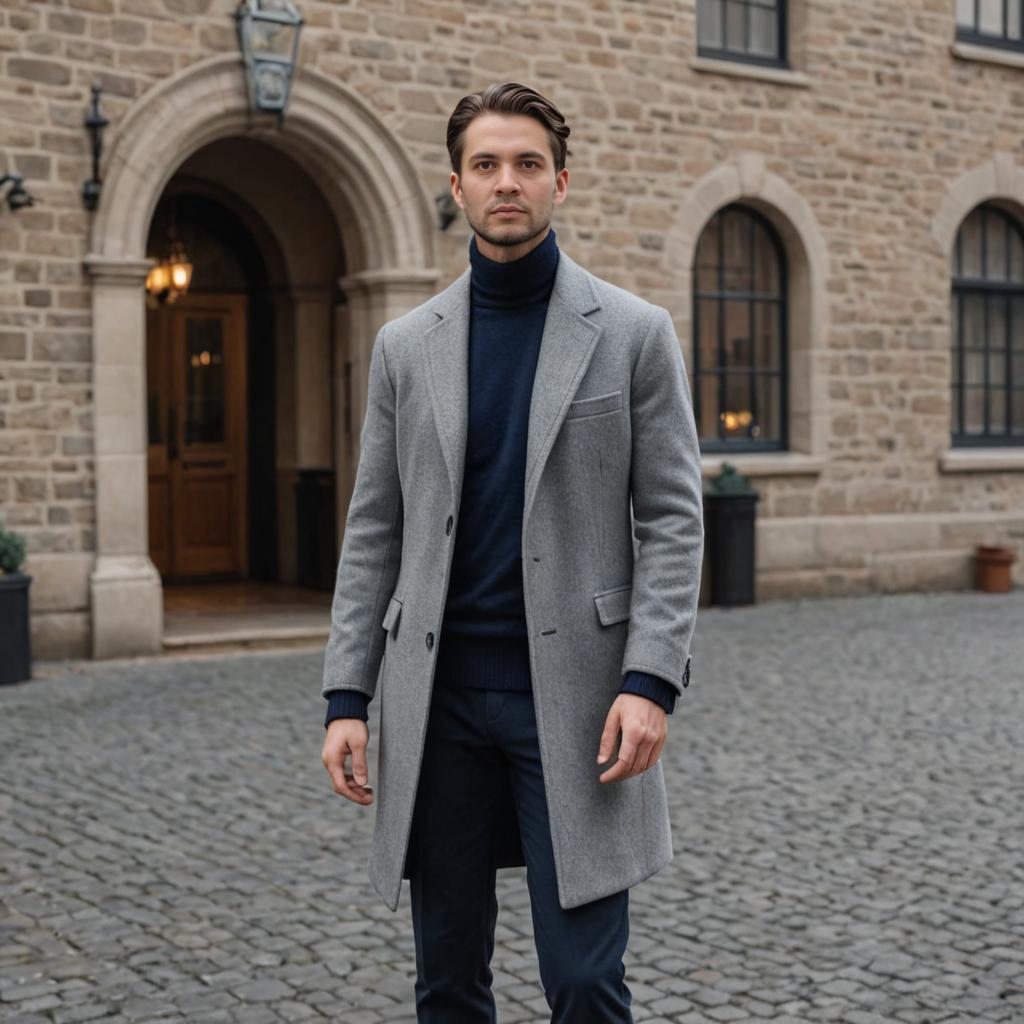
left=596, top=693, right=668, bottom=783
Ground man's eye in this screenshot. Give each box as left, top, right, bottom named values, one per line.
left=522, top=161, right=537, bottom=168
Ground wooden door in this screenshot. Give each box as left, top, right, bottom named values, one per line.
left=147, top=293, right=249, bottom=580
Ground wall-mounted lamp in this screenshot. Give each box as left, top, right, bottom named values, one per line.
left=235, top=0, right=304, bottom=122
left=0, top=173, right=36, bottom=212
left=82, top=83, right=109, bottom=211
left=435, top=188, right=459, bottom=231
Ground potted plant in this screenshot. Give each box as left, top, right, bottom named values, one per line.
left=974, top=538, right=1017, bottom=593
left=703, top=462, right=760, bottom=606
left=0, top=527, right=33, bottom=684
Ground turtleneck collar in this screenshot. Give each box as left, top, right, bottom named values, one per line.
left=469, top=226, right=560, bottom=309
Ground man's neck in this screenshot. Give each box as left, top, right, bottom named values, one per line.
left=473, top=224, right=552, bottom=263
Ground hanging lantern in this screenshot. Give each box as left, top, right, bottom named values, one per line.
left=146, top=203, right=193, bottom=306
left=235, top=0, right=304, bottom=118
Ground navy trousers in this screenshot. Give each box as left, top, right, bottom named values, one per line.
left=407, top=682, right=634, bottom=1024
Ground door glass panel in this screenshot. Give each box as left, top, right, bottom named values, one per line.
left=184, top=316, right=226, bottom=445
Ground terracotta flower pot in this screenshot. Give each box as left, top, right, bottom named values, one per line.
left=974, top=545, right=1016, bottom=593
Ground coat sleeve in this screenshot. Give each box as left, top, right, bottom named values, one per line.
left=621, top=305, right=704, bottom=698
left=321, top=323, right=404, bottom=706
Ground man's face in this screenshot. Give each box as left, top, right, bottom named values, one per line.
left=450, top=111, right=569, bottom=262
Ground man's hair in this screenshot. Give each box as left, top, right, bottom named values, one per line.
left=446, top=82, right=572, bottom=176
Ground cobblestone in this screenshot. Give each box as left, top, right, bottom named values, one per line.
left=1, top=589, right=1022, bottom=1021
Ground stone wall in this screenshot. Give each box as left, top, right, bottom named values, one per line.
left=2, top=0, right=1023, bottom=655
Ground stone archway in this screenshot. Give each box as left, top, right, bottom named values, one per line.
left=83, top=53, right=440, bottom=658
left=664, top=152, right=831, bottom=460
left=930, top=150, right=1024, bottom=257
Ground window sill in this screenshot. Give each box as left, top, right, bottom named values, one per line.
left=688, top=56, right=811, bottom=88
left=939, top=447, right=1024, bottom=472
left=701, top=452, right=824, bottom=478
left=950, top=40, right=1024, bottom=70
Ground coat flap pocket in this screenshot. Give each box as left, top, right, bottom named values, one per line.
left=565, top=389, right=623, bottom=420
left=593, top=584, right=632, bottom=626
left=382, top=595, right=403, bottom=632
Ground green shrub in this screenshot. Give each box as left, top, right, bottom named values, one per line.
left=0, top=528, right=27, bottom=574
left=707, top=462, right=754, bottom=495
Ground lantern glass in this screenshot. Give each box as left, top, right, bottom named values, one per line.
left=252, top=8, right=297, bottom=60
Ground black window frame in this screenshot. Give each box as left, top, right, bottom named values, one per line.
left=955, top=0, right=1024, bottom=53
left=693, top=202, right=789, bottom=454
left=951, top=203, right=1024, bottom=447
left=696, top=0, right=789, bottom=69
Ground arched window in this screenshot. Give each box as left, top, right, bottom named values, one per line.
left=693, top=203, right=787, bottom=451
left=951, top=203, right=1024, bottom=445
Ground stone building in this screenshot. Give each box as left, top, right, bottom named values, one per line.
left=1, top=0, right=1022, bottom=660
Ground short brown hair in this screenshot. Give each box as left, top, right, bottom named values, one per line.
left=446, top=82, right=572, bottom=176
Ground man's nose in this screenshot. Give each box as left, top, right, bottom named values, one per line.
left=495, top=165, right=521, bottom=193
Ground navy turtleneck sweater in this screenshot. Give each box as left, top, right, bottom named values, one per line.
left=325, top=227, right=677, bottom=726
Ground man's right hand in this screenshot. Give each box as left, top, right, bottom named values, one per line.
left=322, top=719, right=374, bottom=805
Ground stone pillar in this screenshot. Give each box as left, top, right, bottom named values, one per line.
left=293, top=287, right=332, bottom=470
left=333, top=268, right=441, bottom=547
left=83, top=255, right=163, bottom=658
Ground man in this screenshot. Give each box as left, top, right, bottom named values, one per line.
left=321, top=82, right=703, bottom=1023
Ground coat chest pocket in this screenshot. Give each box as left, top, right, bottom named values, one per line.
left=382, top=595, right=403, bottom=633
left=564, top=389, right=623, bottom=421
left=593, top=584, right=632, bottom=626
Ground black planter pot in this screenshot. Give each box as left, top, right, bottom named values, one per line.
left=703, top=491, right=759, bottom=606
left=0, top=572, right=33, bottom=684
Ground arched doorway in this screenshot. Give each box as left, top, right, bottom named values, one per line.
left=83, top=54, right=440, bottom=658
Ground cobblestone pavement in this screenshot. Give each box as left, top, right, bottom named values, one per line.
left=2, top=589, right=1023, bottom=1023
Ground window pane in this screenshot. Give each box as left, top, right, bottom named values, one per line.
left=989, top=350, right=1007, bottom=386
left=1013, top=297, right=1024, bottom=349
left=698, top=374, right=721, bottom=440
left=958, top=211, right=983, bottom=278
left=697, top=298, right=721, bottom=369
left=991, top=387, right=1006, bottom=431
left=965, top=350, right=985, bottom=385
left=754, top=301, right=781, bottom=369
left=721, top=210, right=753, bottom=291
left=721, top=372, right=754, bottom=439
left=956, top=0, right=975, bottom=27
left=1013, top=389, right=1024, bottom=431
left=723, top=300, right=752, bottom=368
left=724, top=0, right=747, bottom=52
left=964, top=387, right=985, bottom=433
left=986, top=214, right=1009, bottom=280
left=980, top=0, right=1004, bottom=34
left=753, top=225, right=781, bottom=293
left=1011, top=0, right=1023, bottom=38
left=1014, top=350, right=1024, bottom=386
left=1010, top=228, right=1024, bottom=282
left=749, top=4, right=778, bottom=57
left=698, top=0, right=723, bottom=47
left=989, top=294, right=1008, bottom=348
left=960, top=292, right=985, bottom=348
left=184, top=316, right=226, bottom=445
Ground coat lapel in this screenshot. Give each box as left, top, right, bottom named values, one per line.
left=423, top=247, right=604, bottom=526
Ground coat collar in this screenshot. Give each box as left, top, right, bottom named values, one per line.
left=423, top=247, right=604, bottom=529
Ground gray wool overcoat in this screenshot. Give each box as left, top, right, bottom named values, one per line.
left=321, top=245, right=704, bottom=912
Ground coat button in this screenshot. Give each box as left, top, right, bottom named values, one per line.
left=425, top=632, right=434, bottom=650
left=445, top=515, right=453, bottom=536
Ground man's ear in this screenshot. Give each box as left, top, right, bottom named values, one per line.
left=450, top=172, right=463, bottom=209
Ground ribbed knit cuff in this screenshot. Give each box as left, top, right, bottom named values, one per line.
left=324, top=689, right=370, bottom=728
left=619, top=670, right=678, bottom=715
